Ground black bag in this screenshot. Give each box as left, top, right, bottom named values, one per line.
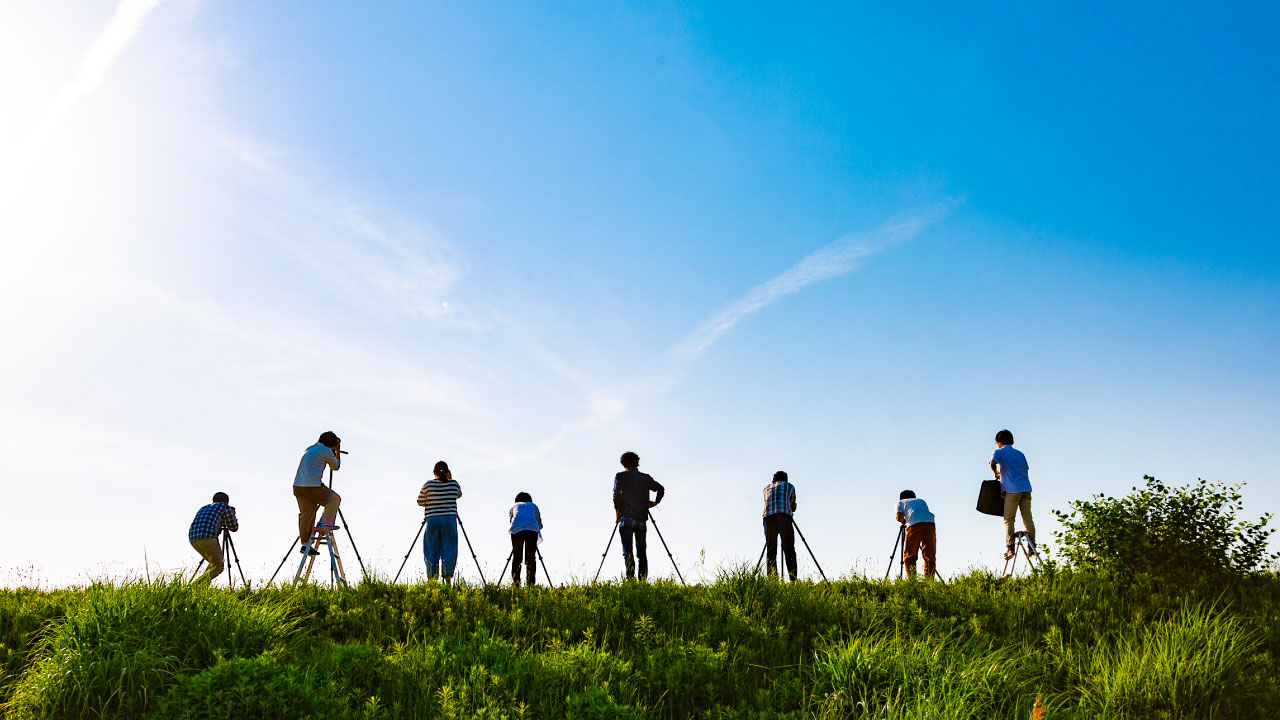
left=976, top=479, right=1004, bottom=516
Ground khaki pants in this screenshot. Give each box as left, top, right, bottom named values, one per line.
left=190, top=537, right=224, bottom=585
left=1003, top=491, right=1035, bottom=548
left=294, top=485, right=341, bottom=545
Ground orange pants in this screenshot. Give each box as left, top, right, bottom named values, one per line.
left=904, top=522, right=937, bottom=578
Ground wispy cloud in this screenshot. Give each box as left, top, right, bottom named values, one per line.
left=38, top=0, right=163, bottom=148
left=586, top=206, right=953, bottom=422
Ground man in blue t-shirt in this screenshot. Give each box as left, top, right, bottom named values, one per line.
left=989, top=428, right=1035, bottom=558
left=895, top=490, right=936, bottom=578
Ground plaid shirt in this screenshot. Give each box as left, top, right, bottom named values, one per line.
left=762, top=481, right=797, bottom=518
left=188, top=502, right=238, bottom=542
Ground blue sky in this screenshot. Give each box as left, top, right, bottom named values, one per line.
left=1, top=1, right=1277, bottom=586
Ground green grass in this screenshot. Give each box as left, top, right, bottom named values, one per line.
left=1, top=569, right=1277, bottom=719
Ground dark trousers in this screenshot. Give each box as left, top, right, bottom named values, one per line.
left=619, top=517, right=648, bottom=579
left=764, top=514, right=798, bottom=581
left=510, top=530, right=538, bottom=586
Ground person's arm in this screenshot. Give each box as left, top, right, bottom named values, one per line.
left=895, top=500, right=905, bottom=524
left=990, top=450, right=1001, bottom=479
left=649, top=478, right=665, bottom=507
left=326, top=446, right=340, bottom=471
left=789, top=485, right=797, bottom=512
left=613, top=476, right=624, bottom=521
left=536, top=507, right=543, bottom=529
left=454, top=480, right=462, bottom=500
left=417, top=483, right=431, bottom=507
left=225, top=505, right=239, bottom=532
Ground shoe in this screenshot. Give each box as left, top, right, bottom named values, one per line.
left=1003, top=548, right=1016, bottom=560
left=315, top=522, right=341, bottom=533
left=300, top=546, right=320, bottom=556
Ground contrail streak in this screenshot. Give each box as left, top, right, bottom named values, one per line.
left=37, top=0, right=163, bottom=148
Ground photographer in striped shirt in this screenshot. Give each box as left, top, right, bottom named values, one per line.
left=417, top=460, right=463, bottom=583
left=188, top=492, right=238, bottom=585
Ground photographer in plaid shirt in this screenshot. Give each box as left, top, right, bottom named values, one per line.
left=762, top=471, right=798, bottom=581
left=188, top=492, right=239, bottom=585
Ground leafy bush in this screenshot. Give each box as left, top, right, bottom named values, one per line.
left=1053, top=476, right=1277, bottom=581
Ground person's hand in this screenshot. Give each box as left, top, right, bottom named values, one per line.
left=615, top=511, right=621, bottom=523
left=648, top=501, right=657, bottom=508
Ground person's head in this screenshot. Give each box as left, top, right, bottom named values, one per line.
left=433, top=460, right=450, bottom=479
left=995, top=429, right=1014, bottom=447
left=318, top=431, right=341, bottom=449
left=212, top=491, right=230, bottom=504
left=899, top=490, right=916, bottom=500
left=773, top=470, right=788, bottom=484
left=515, top=491, right=532, bottom=503
left=620, top=451, right=639, bottom=469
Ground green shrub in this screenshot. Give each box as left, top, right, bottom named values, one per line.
left=147, top=655, right=347, bottom=720
left=1053, top=476, right=1277, bottom=581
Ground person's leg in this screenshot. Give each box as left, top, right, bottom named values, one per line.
left=423, top=517, right=442, bottom=579
left=317, top=488, right=341, bottom=530
left=764, top=516, right=780, bottom=578
left=294, top=487, right=320, bottom=546
left=190, top=538, right=223, bottom=585
left=441, top=516, right=459, bottom=580
left=619, top=520, right=636, bottom=578
left=1002, top=492, right=1019, bottom=553
left=920, top=522, right=937, bottom=579
left=903, top=524, right=922, bottom=576
left=635, top=524, right=649, bottom=580
left=521, top=531, right=538, bottom=586
left=510, top=532, right=523, bottom=585
left=1019, top=493, right=1036, bottom=548
left=780, top=516, right=798, bottom=582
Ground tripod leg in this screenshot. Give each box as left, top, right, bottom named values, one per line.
left=648, top=516, right=685, bottom=585
left=885, top=525, right=904, bottom=581
left=536, top=548, right=553, bottom=588
left=593, top=523, right=620, bottom=583
left=269, top=538, right=301, bottom=585
left=226, top=534, right=247, bottom=586
left=791, top=520, right=827, bottom=582
left=191, top=558, right=205, bottom=582
left=336, top=508, right=367, bottom=579
left=456, top=516, right=487, bottom=585
left=222, top=533, right=233, bottom=589
left=754, top=542, right=768, bottom=574
left=393, top=517, right=428, bottom=584
left=497, top=550, right=513, bottom=587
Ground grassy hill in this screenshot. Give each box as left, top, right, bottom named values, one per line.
left=1, top=569, right=1277, bottom=719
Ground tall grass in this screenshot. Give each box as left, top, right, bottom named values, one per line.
left=0, top=570, right=1276, bottom=719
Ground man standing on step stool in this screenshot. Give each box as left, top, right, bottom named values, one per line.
left=990, top=429, right=1036, bottom=559
left=294, top=431, right=342, bottom=556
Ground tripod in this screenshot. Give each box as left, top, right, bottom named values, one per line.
left=885, top=523, right=944, bottom=582
left=392, top=513, right=487, bottom=584
left=752, top=517, right=828, bottom=582
left=192, top=526, right=247, bottom=588
left=1002, top=530, right=1038, bottom=578
left=496, top=545, right=555, bottom=587
left=268, top=460, right=367, bottom=585
left=592, top=514, right=685, bottom=584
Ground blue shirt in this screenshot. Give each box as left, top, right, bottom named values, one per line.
left=188, top=502, right=238, bottom=542
left=613, top=469, right=664, bottom=521
left=294, top=443, right=339, bottom=487
left=508, top=502, right=543, bottom=535
left=992, top=445, right=1032, bottom=493
left=896, top=498, right=935, bottom=526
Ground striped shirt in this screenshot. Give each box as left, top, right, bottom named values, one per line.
left=762, top=481, right=797, bottom=518
left=417, top=479, right=463, bottom=517
left=188, top=502, right=238, bottom=542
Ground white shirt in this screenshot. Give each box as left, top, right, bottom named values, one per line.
left=294, top=443, right=339, bottom=487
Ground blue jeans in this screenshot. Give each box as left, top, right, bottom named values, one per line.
left=423, top=515, right=458, bottom=579
left=619, top=517, right=648, bottom=579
